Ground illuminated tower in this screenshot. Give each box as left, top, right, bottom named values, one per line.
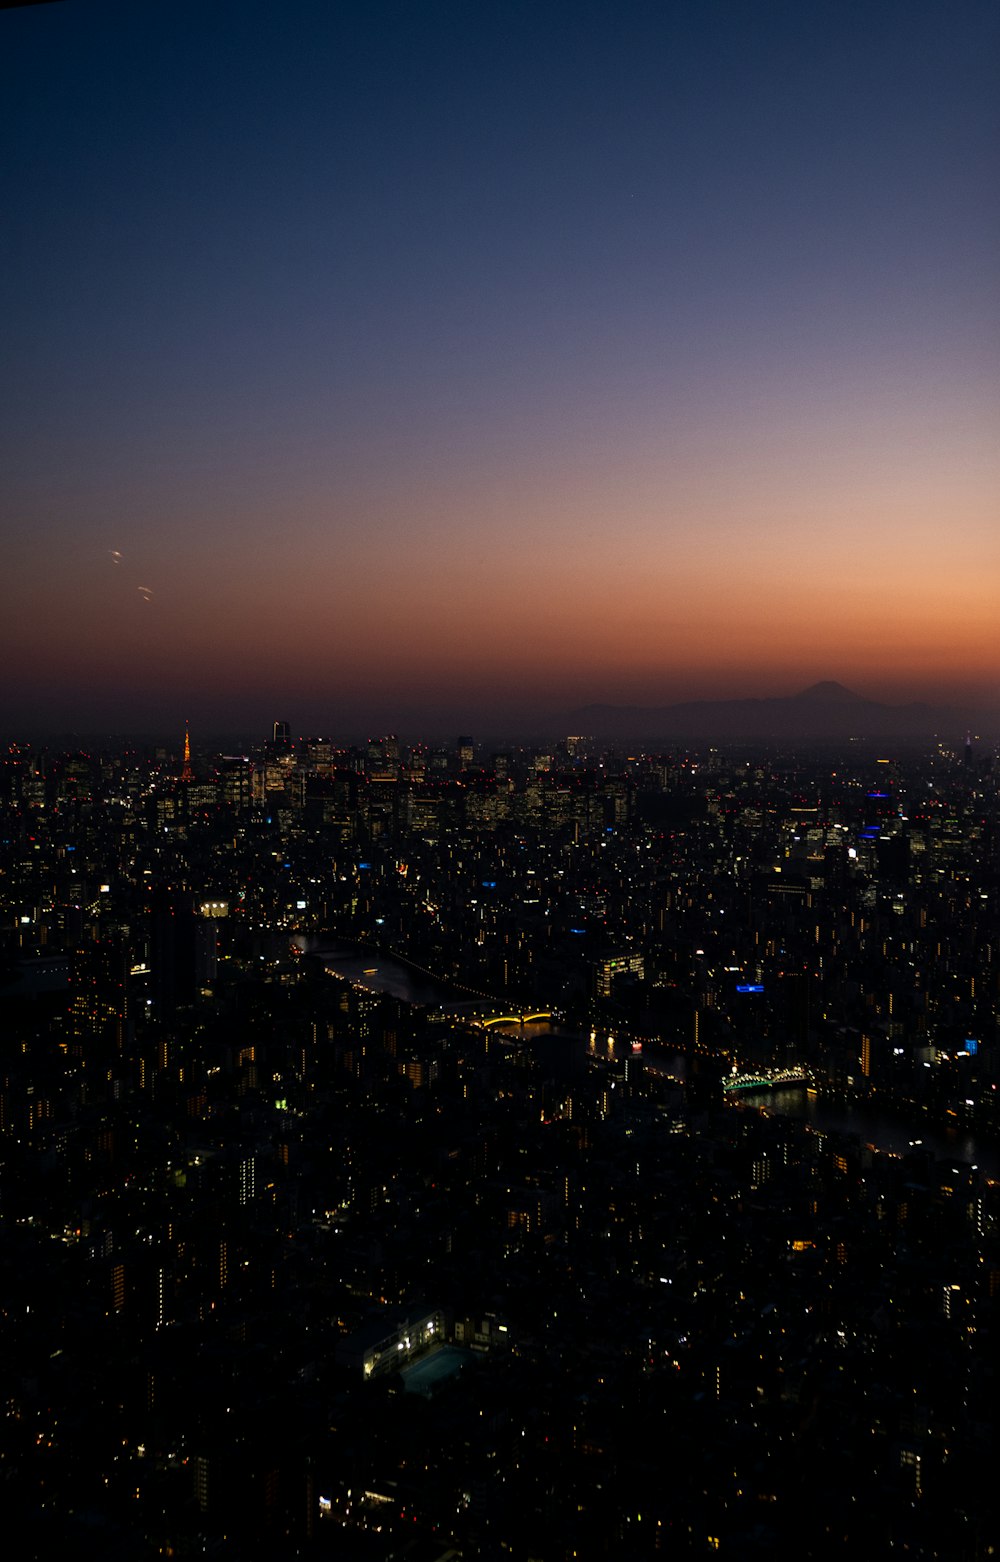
left=181, top=722, right=193, bottom=783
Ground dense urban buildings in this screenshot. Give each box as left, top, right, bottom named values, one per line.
left=1, top=724, right=997, bottom=1558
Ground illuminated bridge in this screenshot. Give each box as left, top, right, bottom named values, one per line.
left=432, top=1002, right=555, bottom=1029
left=481, top=1011, right=553, bottom=1027
left=724, top=1066, right=809, bottom=1094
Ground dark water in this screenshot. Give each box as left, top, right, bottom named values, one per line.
left=752, top=1086, right=1000, bottom=1176
left=306, top=940, right=456, bottom=1007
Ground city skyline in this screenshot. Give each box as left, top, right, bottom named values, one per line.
left=3, top=0, right=998, bottom=735
left=3, top=725, right=997, bottom=1551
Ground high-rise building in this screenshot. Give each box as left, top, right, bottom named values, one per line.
left=69, top=936, right=131, bottom=1051
left=593, top=951, right=644, bottom=998
left=151, top=891, right=217, bottom=1013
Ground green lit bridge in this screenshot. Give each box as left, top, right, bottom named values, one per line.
left=724, top=1066, right=809, bottom=1094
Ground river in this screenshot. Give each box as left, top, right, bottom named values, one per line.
left=303, top=938, right=998, bottom=1175
left=746, top=1085, right=1000, bottom=1176
left=301, top=938, right=461, bottom=1007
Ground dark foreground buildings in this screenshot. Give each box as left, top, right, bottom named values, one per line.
left=1, top=728, right=998, bottom=1557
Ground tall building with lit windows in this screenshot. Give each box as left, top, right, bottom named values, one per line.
left=69, top=936, right=130, bottom=1050
left=593, top=951, right=644, bottom=998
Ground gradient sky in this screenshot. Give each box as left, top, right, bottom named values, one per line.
left=3, top=0, right=998, bottom=738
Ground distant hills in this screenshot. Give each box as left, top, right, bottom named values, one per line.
left=570, top=681, right=979, bottom=743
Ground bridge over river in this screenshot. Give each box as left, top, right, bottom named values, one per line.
left=724, top=1066, right=810, bottom=1093
left=295, top=937, right=998, bottom=1172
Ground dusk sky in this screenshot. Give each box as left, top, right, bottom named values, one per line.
left=3, top=0, right=998, bottom=739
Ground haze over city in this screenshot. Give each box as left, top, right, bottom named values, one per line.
left=3, top=0, right=998, bottom=737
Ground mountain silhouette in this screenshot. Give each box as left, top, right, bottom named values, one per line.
left=570, top=682, right=962, bottom=742
left=791, top=680, right=866, bottom=703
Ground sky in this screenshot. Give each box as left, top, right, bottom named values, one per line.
left=3, top=0, right=998, bottom=739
